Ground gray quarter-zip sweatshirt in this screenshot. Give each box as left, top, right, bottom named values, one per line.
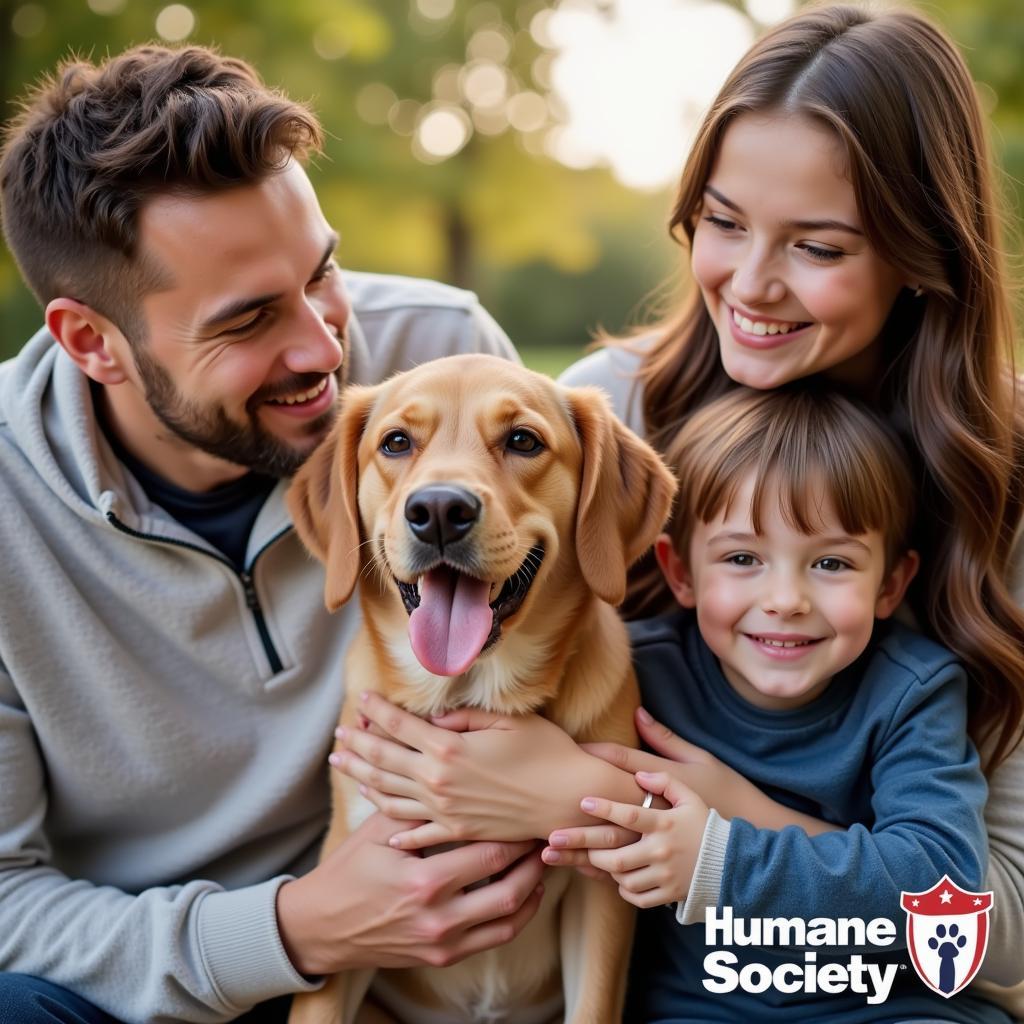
left=0, top=271, right=516, bottom=1023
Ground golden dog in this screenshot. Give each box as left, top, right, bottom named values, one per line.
left=286, top=354, right=676, bottom=1024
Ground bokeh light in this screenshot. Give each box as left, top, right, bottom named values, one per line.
left=313, top=23, right=349, bottom=61
left=471, top=106, right=508, bottom=136
left=432, top=64, right=462, bottom=104
left=544, top=0, right=754, bottom=189
left=529, top=9, right=556, bottom=48
left=531, top=52, right=554, bottom=91
left=467, top=27, right=512, bottom=63
left=11, top=4, right=45, bottom=37
left=155, top=4, right=195, bottom=42
left=356, top=83, right=398, bottom=125
left=414, top=105, right=472, bottom=162
left=416, top=0, right=455, bottom=20
left=86, top=0, right=127, bottom=13
left=507, top=91, right=548, bottom=133
left=746, top=0, right=796, bottom=25
left=465, top=2, right=502, bottom=31
left=461, top=62, right=509, bottom=108
left=388, top=98, right=421, bottom=136
left=544, top=125, right=599, bottom=172
left=976, top=80, right=999, bottom=115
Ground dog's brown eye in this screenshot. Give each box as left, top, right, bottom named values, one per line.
left=506, top=429, right=543, bottom=455
left=381, top=431, right=412, bottom=455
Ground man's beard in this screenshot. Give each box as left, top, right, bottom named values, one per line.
left=133, top=346, right=342, bottom=478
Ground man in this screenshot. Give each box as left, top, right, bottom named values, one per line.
left=0, top=45, right=543, bottom=1023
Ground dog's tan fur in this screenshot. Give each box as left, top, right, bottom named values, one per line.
left=286, top=354, right=676, bottom=1024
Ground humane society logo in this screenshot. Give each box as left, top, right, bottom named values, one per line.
left=901, top=875, right=993, bottom=997
left=701, top=876, right=993, bottom=1005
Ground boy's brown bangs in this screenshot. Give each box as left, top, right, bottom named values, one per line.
left=671, top=389, right=914, bottom=560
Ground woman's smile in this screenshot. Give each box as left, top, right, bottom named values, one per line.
left=692, top=112, right=907, bottom=391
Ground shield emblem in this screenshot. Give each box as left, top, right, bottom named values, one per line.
left=901, top=875, right=993, bottom=997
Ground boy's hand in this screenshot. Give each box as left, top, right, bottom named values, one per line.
left=584, top=708, right=839, bottom=837
left=547, top=772, right=709, bottom=909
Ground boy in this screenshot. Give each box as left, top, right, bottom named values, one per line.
left=567, top=387, right=1006, bottom=1022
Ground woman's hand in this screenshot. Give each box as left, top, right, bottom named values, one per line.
left=562, top=772, right=709, bottom=909
left=332, top=692, right=633, bottom=849
left=584, top=707, right=761, bottom=818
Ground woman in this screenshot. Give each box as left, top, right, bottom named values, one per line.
left=336, top=2, right=1024, bottom=1003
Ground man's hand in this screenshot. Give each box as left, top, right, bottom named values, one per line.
left=276, top=812, right=544, bottom=976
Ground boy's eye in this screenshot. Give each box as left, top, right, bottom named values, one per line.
left=726, top=553, right=758, bottom=567
left=814, top=557, right=848, bottom=572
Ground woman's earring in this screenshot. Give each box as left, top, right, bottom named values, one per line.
left=912, top=286, right=924, bottom=298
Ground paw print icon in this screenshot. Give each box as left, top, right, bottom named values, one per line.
left=901, top=876, right=993, bottom=998
left=927, top=923, right=967, bottom=993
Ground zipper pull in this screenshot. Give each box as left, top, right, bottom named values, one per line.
left=240, top=571, right=259, bottom=610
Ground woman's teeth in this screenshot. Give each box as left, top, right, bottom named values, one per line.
left=732, top=310, right=806, bottom=336
left=268, top=378, right=328, bottom=405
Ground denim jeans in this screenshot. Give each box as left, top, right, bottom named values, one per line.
left=0, top=974, right=291, bottom=1024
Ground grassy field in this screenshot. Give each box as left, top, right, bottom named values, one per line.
left=517, top=344, right=587, bottom=380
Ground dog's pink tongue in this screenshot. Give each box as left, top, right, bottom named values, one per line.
left=409, top=567, right=493, bottom=676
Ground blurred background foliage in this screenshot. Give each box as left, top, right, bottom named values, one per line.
left=0, top=0, right=1021, bottom=374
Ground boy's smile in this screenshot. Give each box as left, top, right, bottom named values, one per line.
left=656, top=473, right=916, bottom=711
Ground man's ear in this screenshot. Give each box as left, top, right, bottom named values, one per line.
left=287, top=385, right=377, bottom=611
left=46, top=299, right=132, bottom=387
left=45, top=298, right=130, bottom=385
left=654, top=533, right=697, bottom=609
left=875, top=549, right=920, bottom=619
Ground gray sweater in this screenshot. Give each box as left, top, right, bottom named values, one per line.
left=0, top=272, right=516, bottom=1023
left=560, top=345, right=1024, bottom=1003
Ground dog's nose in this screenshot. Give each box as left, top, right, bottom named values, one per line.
left=405, top=485, right=482, bottom=548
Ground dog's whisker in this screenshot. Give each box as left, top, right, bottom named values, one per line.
left=346, top=538, right=376, bottom=562
left=355, top=549, right=393, bottom=598
left=356, top=564, right=376, bottom=592
left=371, top=559, right=393, bottom=595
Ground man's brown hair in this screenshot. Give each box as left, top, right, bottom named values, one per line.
left=0, top=44, right=323, bottom=342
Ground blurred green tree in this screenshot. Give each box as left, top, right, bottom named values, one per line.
left=0, top=0, right=1020, bottom=369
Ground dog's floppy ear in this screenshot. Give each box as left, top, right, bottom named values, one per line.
left=287, top=385, right=377, bottom=611
left=568, top=387, right=677, bottom=606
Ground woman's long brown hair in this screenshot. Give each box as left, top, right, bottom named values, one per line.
left=625, top=4, right=1024, bottom=770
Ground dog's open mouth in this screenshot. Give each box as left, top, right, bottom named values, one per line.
left=396, top=544, right=545, bottom=677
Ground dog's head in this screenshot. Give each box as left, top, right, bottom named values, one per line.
left=289, top=354, right=675, bottom=678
